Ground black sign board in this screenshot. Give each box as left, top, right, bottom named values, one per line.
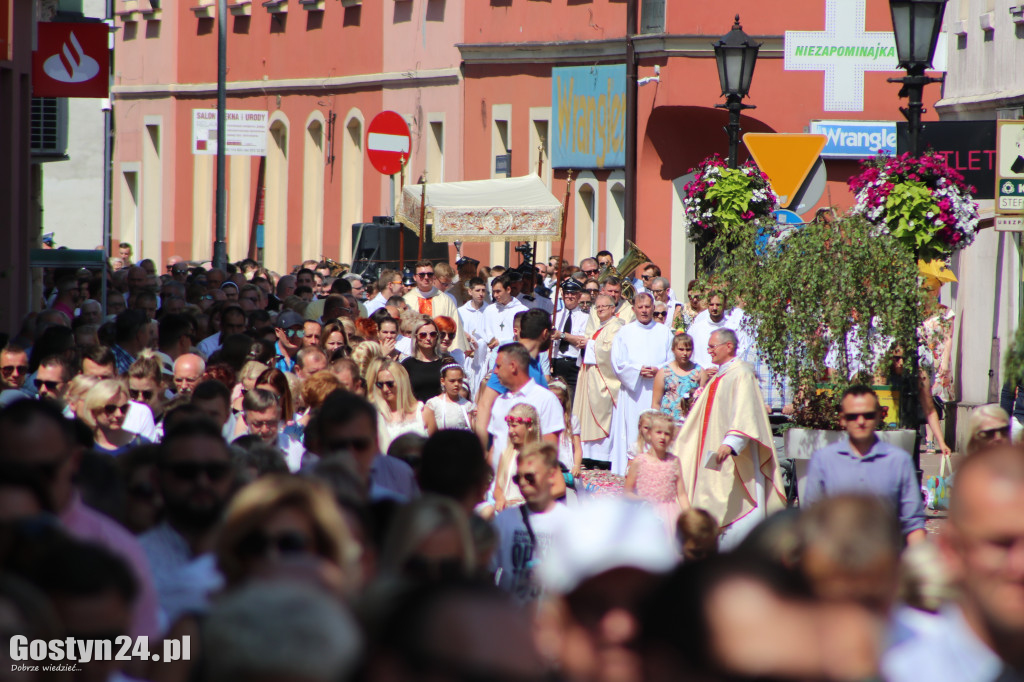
left=897, top=121, right=997, bottom=199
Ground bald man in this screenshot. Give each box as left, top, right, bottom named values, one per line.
left=173, top=353, right=206, bottom=397
left=884, top=445, right=1024, bottom=680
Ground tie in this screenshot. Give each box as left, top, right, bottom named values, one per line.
left=559, top=311, right=572, bottom=353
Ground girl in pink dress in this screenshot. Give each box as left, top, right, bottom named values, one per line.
left=624, top=413, right=690, bottom=538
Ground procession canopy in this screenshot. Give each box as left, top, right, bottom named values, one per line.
left=396, top=174, right=563, bottom=243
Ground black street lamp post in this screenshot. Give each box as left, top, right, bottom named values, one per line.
left=713, top=16, right=761, bottom=169
left=887, top=0, right=948, bottom=157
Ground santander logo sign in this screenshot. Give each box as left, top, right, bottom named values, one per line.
left=43, top=31, right=101, bottom=84
left=33, top=22, right=109, bottom=98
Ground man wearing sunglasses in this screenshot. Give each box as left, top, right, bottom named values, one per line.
left=34, top=355, right=72, bottom=406
left=804, top=385, right=926, bottom=544
left=492, top=442, right=569, bottom=603
left=0, top=399, right=160, bottom=639
left=0, top=343, right=30, bottom=392
left=273, top=310, right=306, bottom=373
left=404, top=260, right=466, bottom=352
left=141, top=419, right=235, bottom=625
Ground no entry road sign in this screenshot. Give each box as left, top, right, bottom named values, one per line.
left=367, top=111, right=411, bottom=176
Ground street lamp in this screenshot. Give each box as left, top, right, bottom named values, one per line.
left=713, top=15, right=761, bottom=169
left=887, top=0, right=948, bottom=156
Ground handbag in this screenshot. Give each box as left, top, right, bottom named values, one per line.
left=923, top=454, right=952, bottom=511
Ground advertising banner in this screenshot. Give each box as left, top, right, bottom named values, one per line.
left=897, top=121, right=996, bottom=199
left=192, top=109, right=268, bottom=157
left=810, top=120, right=897, bottom=159
left=551, top=64, right=626, bottom=169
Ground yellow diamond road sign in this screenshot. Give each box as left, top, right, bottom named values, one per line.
left=742, top=133, right=827, bottom=207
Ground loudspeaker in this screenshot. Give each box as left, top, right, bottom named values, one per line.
left=350, top=217, right=449, bottom=276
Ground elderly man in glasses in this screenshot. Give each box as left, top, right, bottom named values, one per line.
left=803, top=385, right=926, bottom=545
left=675, top=328, right=787, bottom=551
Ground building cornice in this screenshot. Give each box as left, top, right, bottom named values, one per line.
left=936, top=87, right=1024, bottom=113
left=457, top=34, right=784, bottom=64
left=111, top=67, right=461, bottom=99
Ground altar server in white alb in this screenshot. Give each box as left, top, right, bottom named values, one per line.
left=609, top=293, right=673, bottom=475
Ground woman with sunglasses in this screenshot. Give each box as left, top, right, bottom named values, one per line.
left=368, top=358, right=428, bottom=452
left=216, top=474, right=362, bottom=593
left=81, top=379, right=150, bottom=456
left=401, top=318, right=448, bottom=403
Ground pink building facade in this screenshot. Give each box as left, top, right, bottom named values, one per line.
left=111, top=0, right=463, bottom=274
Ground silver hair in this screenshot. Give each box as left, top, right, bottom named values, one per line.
left=711, top=328, right=738, bottom=348
left=203, top=581, right=362, bottom=682
left=651, top=276, right=671, bottom=290
left=634, top=292, right=654, bottom=306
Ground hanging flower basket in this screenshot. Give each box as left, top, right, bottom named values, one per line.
left=848, top=152, right=980, bottom=261
left=681, top=154, right=779, bottom=248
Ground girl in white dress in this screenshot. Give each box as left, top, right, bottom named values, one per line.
left=424, top=362, right=476, bottom=434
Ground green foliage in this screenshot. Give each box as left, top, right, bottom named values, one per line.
left=884, top=182, right=941, bottom=250
left=700, top=214, right=925, bottom=429
left=705, top=170, right=754, bottom=230
left=1004, top=323, right=1024, bottom=389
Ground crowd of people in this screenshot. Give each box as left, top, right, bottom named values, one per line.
left=0, top=245, right=1021, bottom=682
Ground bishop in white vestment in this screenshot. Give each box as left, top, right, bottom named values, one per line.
left=608, top=294, right=673, bottom=475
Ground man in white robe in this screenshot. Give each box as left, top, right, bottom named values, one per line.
left=688, top=290, right=750, bottom=367
left=608, top=293, right=673, bottom=475
left=482, top=274, right=527, bottom=370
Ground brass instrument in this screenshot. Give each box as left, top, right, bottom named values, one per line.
left=598, top=241, right=654, bottom=300
left=319, top=257, right=349, bottom=278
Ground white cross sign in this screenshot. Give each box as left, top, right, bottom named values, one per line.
left=784, top=0, right=947, bottom=112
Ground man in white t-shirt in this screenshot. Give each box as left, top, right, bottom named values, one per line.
left=487, top=343, right=563, bottom=466
left=492, top=442, right=570, bottom=604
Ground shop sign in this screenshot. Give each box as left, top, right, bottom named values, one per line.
left=897, top=121, right=996, bottom=199
left=785, top=0, right=947, bottom=112
left=551, top=64, right=626, bottom=169
left=995, top=120, right=1024, bottom=215
left=810, top=120, right=896, bottom=158
left=192, top=109, right=268, bottom=156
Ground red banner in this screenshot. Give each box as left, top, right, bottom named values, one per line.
left=33, top=22, right=108, bottom=98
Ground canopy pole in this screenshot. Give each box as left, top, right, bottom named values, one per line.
left=549, top=169, right=575, bottom=369
left=418, top=172, right=427, bottom=261
left=532, top=145, right=544, bottom=272
left=398, top=155, right=407, bottom=272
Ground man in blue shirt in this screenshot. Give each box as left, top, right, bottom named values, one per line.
left=475, top=309, right=552, bottom=449
left=804, top=385, right=926, bottom=544
left=273, top=310, right=305, bottom=372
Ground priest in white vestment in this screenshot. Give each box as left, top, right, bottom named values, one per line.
left=674, top=328, right=786, bottom=551
left=608, top=293, right=673, bottom=475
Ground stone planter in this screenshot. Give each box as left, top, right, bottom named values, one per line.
left=783, top=428, right=917, bottom=460
left=784, top=428, right=918, bottom=505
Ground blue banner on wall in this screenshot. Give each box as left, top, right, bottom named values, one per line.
left=551, top=65, right=626, bottom=169
left=810, top=120, right=897, bottom=159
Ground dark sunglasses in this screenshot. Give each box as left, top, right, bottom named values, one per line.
left=237, top=529, right=312, bottom=558
left=129, top=388, right=154, bottom=401
left=512, top=472, right=538, bottom=486
left=415, top=272, right=434, bottom=279
left=582, top=268, right=598, bottom=275
left=585, top=288, right=600, bottom=294
left=439, top=331, right=456, bottom=340
left=103, top=403, right=129, bottom=416
left=325, top=436, right=373, bottom=452
left=976, top=426, right=1009, bottom=441
left=653, top=312, right=667, bottom=319
left=418, top=331, right=439, bottom=339
left=842, top=411, right=877, bottom=422
left=376, top=380, right=396, bottom=389
left=1, top=365, right=28, bottom=377
left=642, top=274, right=654, bottom=280
left=284, top=328, right=305, bottom=338
left=33, top=379, right=63, bottom=391
left=162, top=461, right=232, bottom=482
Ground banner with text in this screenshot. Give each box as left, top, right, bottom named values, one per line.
left=810, top=120, right=896, bottom=159
left=192, top=109, right=268, bottom=156
left=551, top=65, right=626, bottom=169
left=897, top=121, right=996, bottom=200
